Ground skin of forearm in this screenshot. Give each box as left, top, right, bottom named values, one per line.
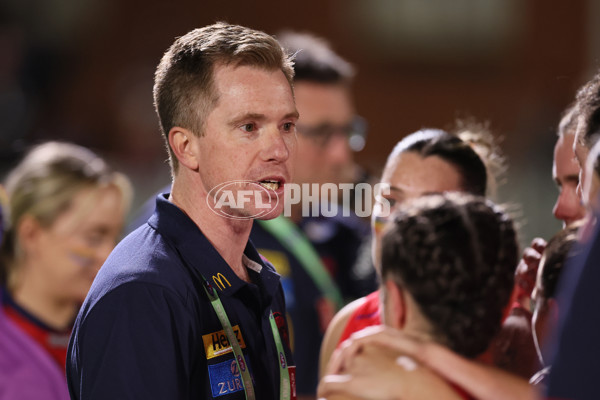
left=421, top=343, right=539, bottom=400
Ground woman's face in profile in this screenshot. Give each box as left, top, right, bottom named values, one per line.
left=371, top=152, right=463, bottom=272
left=30, top=185, right=126, bottom=303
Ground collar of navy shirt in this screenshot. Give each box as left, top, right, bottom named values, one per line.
left=148, top=194, right=282, bottom=307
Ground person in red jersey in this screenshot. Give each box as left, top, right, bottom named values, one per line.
left=319, top=193, right=519, bottom=400
left=320, top=126, right=495, bottom=374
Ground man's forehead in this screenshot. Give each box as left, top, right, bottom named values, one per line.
left=213, top=64, right=289, bottom=86
left=211, top=65, right=295, bottom=108
left=293, top=81, right=354, bottom=124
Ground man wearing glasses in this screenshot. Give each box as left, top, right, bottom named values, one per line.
left=250, top=31, right=376, bottom=400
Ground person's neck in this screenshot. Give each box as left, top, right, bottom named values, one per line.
left=400, top=293, right=436, bottom=343
left=171, top=177, right=253, bottom=282
left=9, top=267, right=77, bottom=331
left=401, top=322, right=436, bottom=343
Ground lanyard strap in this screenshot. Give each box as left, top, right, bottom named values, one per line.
left=257, top=216, right=343, bottom=308
left=269, top=310, right=291, bottom=400
left=201, top=277, right=291, bottom=400
left=201, top=280, right=255, bottom=400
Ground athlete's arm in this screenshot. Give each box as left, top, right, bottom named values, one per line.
left=319, top=342, right=463, bottom=400
left=325, top=326, right=538, bottom=400
left=319, top=297, right=365, bottom=377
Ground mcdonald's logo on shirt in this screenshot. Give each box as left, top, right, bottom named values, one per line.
left=213, top=273, right=231, bottom=291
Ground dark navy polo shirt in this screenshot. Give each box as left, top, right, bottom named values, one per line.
left=67, top=194, right=294, bottom=400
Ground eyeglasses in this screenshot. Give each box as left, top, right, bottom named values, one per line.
left=296, top=116, right=368, bottom=152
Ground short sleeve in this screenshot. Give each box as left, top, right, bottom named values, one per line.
left=67, top=283, right=196, bottom=400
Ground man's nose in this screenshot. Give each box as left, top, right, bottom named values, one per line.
left=261, top=127, right=292, bottom=162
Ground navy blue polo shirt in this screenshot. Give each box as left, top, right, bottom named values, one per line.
left=67, top=194, right=294, bottom=400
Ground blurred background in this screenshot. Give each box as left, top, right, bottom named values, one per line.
left=0, top=0, right=596, bottom=245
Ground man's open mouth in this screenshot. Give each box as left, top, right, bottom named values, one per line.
left=258, top=180, right=281, bottom=191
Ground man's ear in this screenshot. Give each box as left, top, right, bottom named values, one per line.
left=169, top=127, right=199, bottom=171
left=384, top=280, right=406, bottom=330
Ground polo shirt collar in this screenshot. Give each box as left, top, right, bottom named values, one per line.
left=148, top=194, right=281, bottom=300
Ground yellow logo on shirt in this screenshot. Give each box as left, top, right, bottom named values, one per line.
left=212, top=273, right=231, bottom=291
left=203, top=326, right=246, bottom=359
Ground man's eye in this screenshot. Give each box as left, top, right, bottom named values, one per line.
left=283, top=122, right=295, bottom=132
left=241, top=123, right=256, bottom=132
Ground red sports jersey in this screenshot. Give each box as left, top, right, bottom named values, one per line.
left=2, top=296, right=70, bottom=372
left=337, top=290, right=381, bottom=347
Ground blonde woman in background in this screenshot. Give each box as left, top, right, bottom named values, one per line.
left=0, top=141, right=132, bottom=400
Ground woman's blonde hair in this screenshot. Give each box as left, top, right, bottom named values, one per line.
left=0, top=141, right=132, bottom=285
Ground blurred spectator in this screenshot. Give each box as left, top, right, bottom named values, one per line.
left=491, top=102, right=588, bottom=379
left=547, top=68, right=600, bottom=399
left=552, top=104, right=587, bottom=226
left=0, top=141, right=131, bottom=400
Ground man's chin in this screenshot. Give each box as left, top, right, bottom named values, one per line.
left=208, top=201, right=282, bottom=220
left=255, top=213, right=280, bottom=221
left=253, top=204, right=284, bottom=220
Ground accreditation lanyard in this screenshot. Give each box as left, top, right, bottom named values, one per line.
left=257, top=216, right=343, bottom=308
left=201, top=277, right=291, bottom=400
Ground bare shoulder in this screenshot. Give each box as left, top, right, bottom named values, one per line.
left=319, top=297, right=368, bottom=377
